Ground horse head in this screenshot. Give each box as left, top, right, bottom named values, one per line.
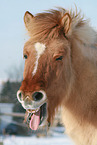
left=17, top=9, right=74, bottom=130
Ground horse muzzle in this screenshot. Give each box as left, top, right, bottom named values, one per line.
left=17, top=90, right=47, bottom=130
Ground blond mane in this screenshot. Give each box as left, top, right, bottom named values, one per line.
left=26, top=8, right=97, bottom=45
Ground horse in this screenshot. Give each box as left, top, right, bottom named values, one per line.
left=17, top=8, right=97, bottom=145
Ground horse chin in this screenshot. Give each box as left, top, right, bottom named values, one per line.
left=26, top=102, right=47, bottom=130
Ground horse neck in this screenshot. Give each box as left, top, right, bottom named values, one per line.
left=65, top=38, right=97, bottom=124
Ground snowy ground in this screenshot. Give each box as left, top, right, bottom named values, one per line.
left=0, top=133, right=74, bottom=145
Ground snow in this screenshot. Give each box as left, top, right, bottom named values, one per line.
left=1, top=134, right=74, bottom=145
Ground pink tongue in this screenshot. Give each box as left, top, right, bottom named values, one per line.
left=29, top=110, right=40, bottom=130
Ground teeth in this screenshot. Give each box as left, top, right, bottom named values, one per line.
left=36, top=108, right=40, bottom=112
left=27, top=108, right=40, bottom=113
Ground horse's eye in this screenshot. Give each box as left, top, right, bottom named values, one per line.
left=24, top=54, right=28, bottom=59
left=56, top=56, right=63, bottom=61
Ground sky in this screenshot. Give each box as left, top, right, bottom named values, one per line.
left=0, top=0, right=97, bottom=80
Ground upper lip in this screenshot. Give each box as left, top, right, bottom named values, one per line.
left=22, top=99, right=47, bottom=110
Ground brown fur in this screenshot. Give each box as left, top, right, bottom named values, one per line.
left=19, top=8, right=97, bottom=145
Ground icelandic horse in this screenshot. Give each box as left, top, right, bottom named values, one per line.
left=17, top=8, right=97, bottom=145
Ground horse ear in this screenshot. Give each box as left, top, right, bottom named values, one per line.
left=24, top=11, right=34, bottom=31
left=61, top=13, right=71, bottom=34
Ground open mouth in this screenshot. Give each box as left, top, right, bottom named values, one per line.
left=26, top=103, right=47, bottom=130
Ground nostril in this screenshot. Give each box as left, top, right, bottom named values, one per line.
left=17, top=90, right=23, bottom=102
left=32, top=92, right=43, bottom=101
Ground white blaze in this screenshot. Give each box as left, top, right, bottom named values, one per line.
left=32, top=42, right=46, bottom=76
